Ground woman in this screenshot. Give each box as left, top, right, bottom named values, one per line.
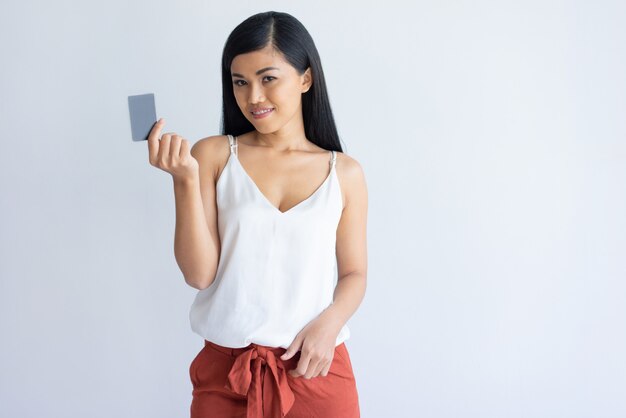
left=148, top=11, right=367, bottom=418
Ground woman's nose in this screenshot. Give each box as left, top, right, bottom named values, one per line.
left=248, top=84, right=265, bottom=103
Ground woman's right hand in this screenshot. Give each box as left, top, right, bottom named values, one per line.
left=147, top=118, right=199, bottom=181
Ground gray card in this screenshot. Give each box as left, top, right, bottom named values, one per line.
left=128, top=93, right=157, bottom=141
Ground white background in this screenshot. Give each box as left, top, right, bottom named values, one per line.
left=1, top=1, right=624, bottom=417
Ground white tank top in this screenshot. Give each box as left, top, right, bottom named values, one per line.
left=189, top=134, right=350, bottom=349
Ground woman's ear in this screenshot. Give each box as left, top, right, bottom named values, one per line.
left=301, top=67, right=313, bottom=93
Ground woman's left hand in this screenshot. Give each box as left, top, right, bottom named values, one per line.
left=280, top=308, right=343, bottom=379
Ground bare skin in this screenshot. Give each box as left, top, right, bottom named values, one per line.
left=150, top=44, right=368, bottom=380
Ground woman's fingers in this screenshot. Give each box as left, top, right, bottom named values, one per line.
left=170, top=134, right=182, bottom=161
left=147, top=118, right=165, bottom=166
left=290, top=354, right=311, bottom=378
left=180, top=137, right=190, bottom=159
left=307, top=360, right=326, bottom=379
left=146, top=118, right=199, bottom=179
left=157, top=133, right=171, bottom=166
left=292, top=349, right=332, bottom=379
left=320, top=359, right=331, bottom=377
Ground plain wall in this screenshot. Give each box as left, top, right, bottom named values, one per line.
left=1, top=1, right=625, bottom=417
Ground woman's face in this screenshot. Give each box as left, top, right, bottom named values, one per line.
left=230, top=45, right=312, bottom=135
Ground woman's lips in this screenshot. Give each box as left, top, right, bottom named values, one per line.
left=251, top=108, right=274, bottom=119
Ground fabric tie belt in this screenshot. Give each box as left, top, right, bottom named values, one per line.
left=210, top=341, right=296, bottom=418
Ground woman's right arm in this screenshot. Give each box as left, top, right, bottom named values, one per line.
left=172, top=137, right=222, bottom=290
left=147, top=119, right=221, bottom=290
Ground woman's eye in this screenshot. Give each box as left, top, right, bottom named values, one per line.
left=233, top=77, right=275, bottom=87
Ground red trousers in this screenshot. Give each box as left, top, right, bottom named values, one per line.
left=189, top=339, right=360, bottom=418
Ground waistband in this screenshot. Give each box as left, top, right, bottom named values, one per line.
left=204, top=339, right=295, bottom=418
left=204, top=339, right=288, bottom=357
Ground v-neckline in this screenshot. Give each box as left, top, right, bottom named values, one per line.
left=231, top=151, right=335, bottom=215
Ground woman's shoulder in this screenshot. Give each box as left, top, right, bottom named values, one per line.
left=333, top=150, right=367, bottom=209
left=334, top=150, right=365, bottom=181
left=191, top=134, right=232, bottom=183
left=192, top=134, right=230, bottom=152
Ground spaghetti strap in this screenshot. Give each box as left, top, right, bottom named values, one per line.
left=227, top=134, right=238, bottom=156
left=329, top=150, right=337, bottom=169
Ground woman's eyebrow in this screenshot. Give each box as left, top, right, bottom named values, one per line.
left=231, top=67, right=280, bottom=78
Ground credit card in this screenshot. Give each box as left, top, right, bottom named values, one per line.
left=128, top=93, right=157, bottom=141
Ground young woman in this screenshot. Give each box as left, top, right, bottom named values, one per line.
left=148, top=11, right=367, bottom=418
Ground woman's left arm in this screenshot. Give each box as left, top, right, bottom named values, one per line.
left=324, top=154, right=369, bottom=329
left=282, top=154, right=368, bottom=378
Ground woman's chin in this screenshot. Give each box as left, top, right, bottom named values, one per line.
left=251, top=122, right=278, bottom=134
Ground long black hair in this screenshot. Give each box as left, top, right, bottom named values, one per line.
left=220, top=11, right=343, bottom=153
